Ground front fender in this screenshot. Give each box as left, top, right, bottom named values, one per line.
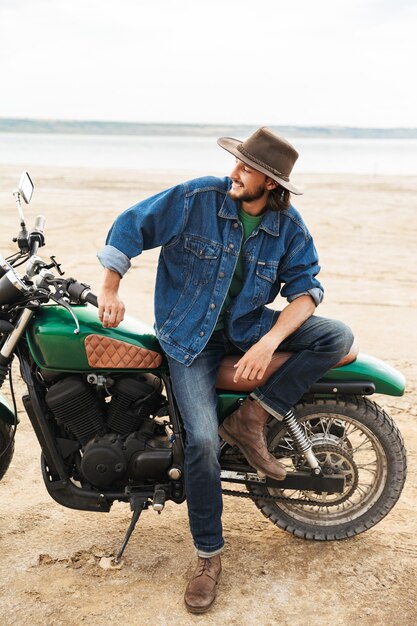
left=0, top=393, right=17, bottom=425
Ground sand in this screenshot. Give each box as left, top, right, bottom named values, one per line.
left=0, top=164, right=416, bottom=625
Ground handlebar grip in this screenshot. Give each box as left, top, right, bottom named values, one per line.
left=33, top=215, right=46, bottom=233
left=84, top=292, right=98, bottom=307
left=28, top=215, right=46, bottom=255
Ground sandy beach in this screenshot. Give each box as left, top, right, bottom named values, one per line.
left=0, top=164, right=416, bottom=625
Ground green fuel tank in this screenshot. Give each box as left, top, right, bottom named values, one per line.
left=26, top=304, right=165, bottom=373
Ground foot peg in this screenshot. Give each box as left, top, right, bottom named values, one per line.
left=152, top=487, right=166, bottom=512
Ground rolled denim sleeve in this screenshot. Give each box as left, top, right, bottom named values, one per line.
left=279, top=232, right=324, bottom=306
left=97, top=183, right=188, bottom=275
left=287, top=288, right=324, bottom=306
left=97, top=244, right=131, bottom=277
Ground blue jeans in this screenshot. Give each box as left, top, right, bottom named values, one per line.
left=166, top=314, right=353, bottom=557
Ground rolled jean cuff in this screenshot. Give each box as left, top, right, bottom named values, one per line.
left=250, top=391, right=287, bottom=420
left=197, top=544, right=224, bottom=559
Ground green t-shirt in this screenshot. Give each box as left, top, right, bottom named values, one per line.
left=215, top=208, right=264, bottom=331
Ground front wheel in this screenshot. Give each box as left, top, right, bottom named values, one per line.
left=248, top=397, right=407, bottom=540
left=0, top=420, right=15, bottom=481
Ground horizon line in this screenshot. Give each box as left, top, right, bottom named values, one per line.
left=1, top=118, right=417, bottom=140
left=0, top=116, right=416, bottom=131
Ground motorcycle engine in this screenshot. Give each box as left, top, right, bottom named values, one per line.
left=44, top=372, right=172, bottom=488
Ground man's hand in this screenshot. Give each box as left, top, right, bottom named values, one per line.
left=98, top=269, right=125, bottom=328
left=233, top=295, right=316, bottom=384
left=98, top=291, right=125, bottom=328
left=233, top=335, right=277, bottom=383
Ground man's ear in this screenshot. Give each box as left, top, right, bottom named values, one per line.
left=265, top=177, right=278, bottom=191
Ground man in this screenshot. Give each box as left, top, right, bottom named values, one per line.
left=97, top=127, right=353, bottom=613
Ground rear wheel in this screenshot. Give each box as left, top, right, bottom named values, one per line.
left=0, top=421, right=14, bottom=481
left=248, top=396, right=407, bottom=540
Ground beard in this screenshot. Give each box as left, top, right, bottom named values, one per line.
left=228, top=184, right=266, bottom=203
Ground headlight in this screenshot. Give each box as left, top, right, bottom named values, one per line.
left=0, top=269, right=31, bottom=306
left=0, top=254, right=13, bottom=279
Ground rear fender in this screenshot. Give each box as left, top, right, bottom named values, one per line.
left=0, top=393, right=17, bottom=425
left=323, top=352, right=406, bottom=396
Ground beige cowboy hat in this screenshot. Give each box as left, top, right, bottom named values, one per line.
left=217, top=126, right=302, bottom=195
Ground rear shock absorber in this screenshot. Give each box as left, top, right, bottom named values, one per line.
left=283, top=410, right=322, bottom=475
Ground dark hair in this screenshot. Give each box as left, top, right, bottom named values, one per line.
left=266, top=185, right=291, bottom=212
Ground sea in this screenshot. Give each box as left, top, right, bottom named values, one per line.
left=1, top=131, right=417, bottom=176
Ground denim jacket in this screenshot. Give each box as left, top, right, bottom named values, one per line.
left=98, top=176, right=323, bottom=365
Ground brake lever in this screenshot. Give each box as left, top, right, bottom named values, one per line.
left=50, top=293, right=80, bottom=334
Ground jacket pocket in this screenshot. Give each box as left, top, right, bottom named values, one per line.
left=253, top=260, right=278, bottom=304
left=183, top=235, right=221, bottom=285
left=255, top=260, right=277, bottom=283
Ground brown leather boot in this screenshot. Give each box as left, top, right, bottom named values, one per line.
left=184, top=554, right=222, bottom=614
left=219, top=397, right=286, bottom=480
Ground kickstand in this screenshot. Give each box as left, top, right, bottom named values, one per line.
left=115, top=495, right=148, bottom=563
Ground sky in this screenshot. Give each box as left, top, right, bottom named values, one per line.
left=1, top=0, right=416, bottom=128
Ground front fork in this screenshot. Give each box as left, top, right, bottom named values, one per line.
left=281, top=411, right=322, bottom=475
left=0, top=307, right=34, bottom=387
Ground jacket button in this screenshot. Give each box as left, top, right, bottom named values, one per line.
left=210, top=303, right=216, bottom=310
left=199, top=331, right=205, bottom=337
left=229, top=243, right=234, bottom=249
left=184, top=355, right=189, bottom=361
left=219, top=272, right=225, bottom=279
left=233, top=222, right=239, bottom=229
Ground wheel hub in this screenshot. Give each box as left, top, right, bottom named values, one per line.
left=291, top=441, right=359, bottom=505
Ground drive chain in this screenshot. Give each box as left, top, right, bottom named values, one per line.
left=222, top=488, right=320, bottom=506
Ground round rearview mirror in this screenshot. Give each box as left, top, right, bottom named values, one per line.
left=18, top=171, right=34, bottom=204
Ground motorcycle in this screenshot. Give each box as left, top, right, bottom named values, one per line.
left=0, top=172, right=407, bottom=560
